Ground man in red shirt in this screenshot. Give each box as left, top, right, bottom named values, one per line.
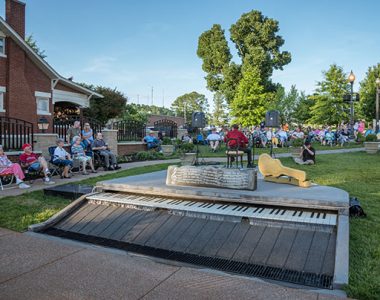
left=19, top=144, right=54, bottom=184
left=225, top=124, right=253, bottom=168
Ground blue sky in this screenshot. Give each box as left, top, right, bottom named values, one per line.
left=1, top=0, right=380, bottom=108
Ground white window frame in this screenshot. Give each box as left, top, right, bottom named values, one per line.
left=0, top=86, right=5, bottom=112
left=35, top=91, right=52, bottom=115
left=0, top=36, right=5, bottom=57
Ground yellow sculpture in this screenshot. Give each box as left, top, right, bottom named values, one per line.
left=258, top=154, right=311, bottom=188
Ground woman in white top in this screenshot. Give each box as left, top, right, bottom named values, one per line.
left=206, top=129, right=221, bottom=152
left=53, top=139, right=73, bottom=178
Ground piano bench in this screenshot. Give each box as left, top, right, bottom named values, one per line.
left=226, top=150, right=244, bottom=168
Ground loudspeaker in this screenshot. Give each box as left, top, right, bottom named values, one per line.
left=265, top=110, right=280, bottom=128
left=192, top=112, right=206, bottom=128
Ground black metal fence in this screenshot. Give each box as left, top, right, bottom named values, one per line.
left=153, top=119, right=177, bottom=138
left=53, top=116, right=103, bottom=143
left=112, top=120, right=146, bottom=142
left=0, top=117, right=34, bottom=151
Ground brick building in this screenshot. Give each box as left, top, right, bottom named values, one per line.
left=0, top=0, right=102, bottom=134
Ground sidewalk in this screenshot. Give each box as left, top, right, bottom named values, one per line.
left=0, top=147, right=364, bottom=198
left=0, top=228, right=347, bottom=300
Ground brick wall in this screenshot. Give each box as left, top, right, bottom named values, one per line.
left=55, top=82, right=80, bottom=94
left=0, top=57, right=6, bottom=86
left=117, top=142, right=147, bottom=156
left=148, top=115, right=185, bottom=127
left=6, top=0, right=25, bottom=39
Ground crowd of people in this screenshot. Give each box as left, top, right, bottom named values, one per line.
left=0, top=122, right=120, bottom=190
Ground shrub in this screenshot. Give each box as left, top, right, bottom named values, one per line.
left=162, top=137, right=172, bottom=145
left=356, top=132, right=365, bottom=143
left=365, top=134, right=378, bottom=142
left=292, top=138, right=304, bottom=147
left=177, top=142, right=195, bottom=154
left=135, top=151, right=164, bottom=161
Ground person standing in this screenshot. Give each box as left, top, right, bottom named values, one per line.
left=67, top=120, right=81, bottom=144
left=81, top=123, right=94, bottom=149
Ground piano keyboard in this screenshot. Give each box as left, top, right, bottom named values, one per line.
left=87, top=192, right=337, bottom=226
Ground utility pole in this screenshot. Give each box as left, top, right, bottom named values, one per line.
left=151, top=87, right=154, bottom=106
left=137, top=94, right=139, bottom=105
left=162, top=89, right=165, bottom=107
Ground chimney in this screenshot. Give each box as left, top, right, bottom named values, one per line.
left=5, top=0, right=26, bottom=39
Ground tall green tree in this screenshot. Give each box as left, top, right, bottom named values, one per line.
left=270, top=84, right=302, bottom=125
left=359, top=63, right=380, bottom=121
left=197, top=10, right=291, bottom=105
left=211, top=92, right=228, bottom=126
left=123, top=103, right=148, bottom=123
left=26, top=35, right=47, bottom=59
left=230, top=65, right=274, bottom=127
left=171, top=92, right=209, bottom=124
left=293, top=94, right=315, bottom=125
left=308, top=64, right=350, bottom=126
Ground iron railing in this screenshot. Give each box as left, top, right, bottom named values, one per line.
left=153, top=119, right=177, bottom=138
left=0, top=117, right=34, bottom=151
left=53, top=116, right=103, bottom=143
left=112, top=120, right=146, bottom=142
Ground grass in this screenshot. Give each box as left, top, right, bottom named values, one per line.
left=0, top=154, right=378, bottom=299
left=279, top=152, right=380, bottom=299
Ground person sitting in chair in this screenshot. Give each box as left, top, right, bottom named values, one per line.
left=92, top=132, right=121, bottom=171
left=143, top=131, right=162, bottom=152
left=294, top=141, right=315, bottom=165
left=20, top=144, right=54, bottom=184
left=53, top=139, right=73, bottom=178
left=71, top=136, right=97, bottom=175
left=0, top=145, right=30, bottom=189
left=225, top=124, right=253, bottom=168
left=206, top=128, right=221, bottom=152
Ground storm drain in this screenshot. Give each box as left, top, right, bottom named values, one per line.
left=43, top=227, right=333, bottom=289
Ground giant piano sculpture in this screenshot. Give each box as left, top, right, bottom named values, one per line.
left=30, top=163, right=349, bottom=292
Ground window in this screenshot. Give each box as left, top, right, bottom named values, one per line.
left=36, top=97, right=50, bottom=115
left=0, top=92, right=4, bottom=112
left=0, top=37, right=4, bottom=56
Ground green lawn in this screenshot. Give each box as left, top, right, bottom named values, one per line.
left=0, top=154, right=378, bottom=299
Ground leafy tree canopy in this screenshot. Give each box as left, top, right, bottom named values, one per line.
left=308, top=64, right=350, bottom=126
left=293, top=93, right=314, bottom=125
left=123, top=103, right=148, bottom=123
left=171, top=91, right=209, bottom=124
left=197, top=10, right=291, bottom=104
left=211, top=92, right=228, bottom=127
left=26, top=35, right=47, bottom=59
left=359, top=63, right=380, bottom=121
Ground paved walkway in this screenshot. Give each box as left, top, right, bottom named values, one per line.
left=0, top=147, right=364, bottom=198
left=0, top=228, right=347, bottom=299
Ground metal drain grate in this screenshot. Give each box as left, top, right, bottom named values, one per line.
left=43, top=228, right=333, bottom=289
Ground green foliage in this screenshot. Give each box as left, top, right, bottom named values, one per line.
left=356, top=132, right=365, bottom=144
left=230, top=65, right=274, bottom=126
left=171, top=92, right=209, bottom=124
left=25, top=35, right=47, bottom=59
left=292, top=138, right=304, bottom=147
left=162, top=137, right=172, bottom=145
left=365, top=134, right=378, bottom=142
left=359, top=63, right=380, bottom=121
left=293, top=94, right=315, bottom=125
left=176, top=142, right=195, bottom=154
left=123, top=103, right=148, bottom=123
left=308, top=64, right=350, bottom=126
left=197, top=10, right=291, bottom=106
left=135, top=151, right=164, bottom=161
left=80, top=84, right=127, bottom=125
left=211, top=92, right=228, bottom=126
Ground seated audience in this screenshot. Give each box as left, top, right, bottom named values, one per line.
left=206, top=128, right=221, bottom=152
left=266, top=129, right=278, bottom=148
left=323, top=128, right=335, bottom=146
left=337, top=127, right=349, bottom=146
left=143, top=131, right=162, bottom=151
left=276, top=129, right=288, bottom=147
left=53, top=139, right=73, bottom=178
left=294, top=141, right=316, bottom=165
left=71, top=136, right=97, bottom=175
left=20, top=143, right=54, bottom=184
left=67, top=120, right=81, bottom=144
left=225, top=124, right=253, bottom=168
left=81, top=123, right=94, bottom=150
left=365, top=125, right=375, bottom=137
left=92, top=132, right=120, bottom=171
left=181, top=132, right=193, bottom=144
left=0, top=145, right=30, bottom=189
left=291, top=127, right=305, bottom=140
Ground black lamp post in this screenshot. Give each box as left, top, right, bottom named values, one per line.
left=348, top=70, right=356, bottom=139
left=37, top=117, right=49, bottom=133
left=376, top=77, right=380, bottom=133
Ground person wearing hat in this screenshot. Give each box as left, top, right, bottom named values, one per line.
left=294, top=141, right=315, bottom=165
left=143, top=130, right=162, bottom=152
left=53, top=139, right=73, bottom=178
left=0, top=145, right=30, bottom=189
left=19, top=144, right=55, bottom=184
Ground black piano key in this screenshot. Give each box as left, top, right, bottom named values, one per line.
left=275, top=209, right=281, bottom=215
left=242, top=207, right=249, bottom=212
left=269, top=209, right=275, bottom=214
left=316, top=212, right=321, bottom=218
left=323, top=213, right=326, bottom=219
left=281, top=210, right=286, bottom=215
left=253, top=207, right=260, bottom=213
left=311, top=212, right=315, bottom=218
left=298, top=211, right=303, bottom=217
left=292, top=211, right=297, bottom=216
left=258, top=208, right=265, bottom=213
left=232, top=206, right=239, bottom=211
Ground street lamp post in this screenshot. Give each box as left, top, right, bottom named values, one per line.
left=376, top=77, right=380, bottom=133
left=348, top=70, right=356, bottom=139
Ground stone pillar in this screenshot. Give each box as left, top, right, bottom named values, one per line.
left=177, top=128, right=188, bottom=140
left=102, top=129, right=118, bottom=154
left=33, top=133, right=59, bottom=158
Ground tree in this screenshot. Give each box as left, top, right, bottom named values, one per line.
left=230, top=65, right=274, bottom=127
left=26, top=35, right=47, bottom=59
left=308, top=64, right=350, bottom=126
left=293, top=94, right=315, bottom=125
left=211, top=92, right=228, bottom=126
left=84, top=86, right=127, bottom=125
left=270, top=84, right=302, bottom=125
left=171, top=92, right=209, bottom=124
left=123, top=103, right=148, bottom=123
left=197, top=10, right=291, bottom=105
left=359, top=63, right=380, bottom=121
